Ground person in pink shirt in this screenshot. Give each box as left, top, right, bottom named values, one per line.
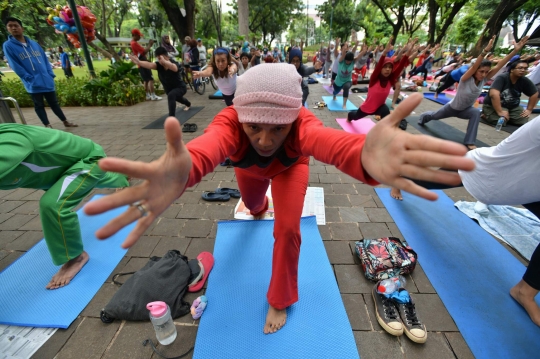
left=348, top=38, right=418, bottom=122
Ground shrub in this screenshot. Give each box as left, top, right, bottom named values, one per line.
left=0, top=61, right=146, bottom=107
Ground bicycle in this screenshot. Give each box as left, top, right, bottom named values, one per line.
left=181, top=67, right=205, bottom=95
left=200, top=65, right=218, bottom=90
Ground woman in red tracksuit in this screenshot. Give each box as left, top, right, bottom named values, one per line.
left=85, top=64, right=474, bottom=335
left=348, top=38, right=418, bottom=122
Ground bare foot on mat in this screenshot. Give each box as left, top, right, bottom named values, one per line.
left=390, top=187, right=403, bottom=200
left=46, top=251, right=89, bottom=290
left=263, top=305, right=287, bottom=334
left=184, top=106, right=190, bottom=111
left=510, top=280, right=540, bottom=327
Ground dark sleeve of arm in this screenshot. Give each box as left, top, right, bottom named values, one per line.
left=523, top=78, right=539, bottom=97
left=295, top=109, right=378, bottom=185
left=369, top=54, right=386, bottom=87
left=184, top=108, right=243, bottom=187
left=0, top=133, right=33, bottom=182
left=302, top=65, right=316, bottom=76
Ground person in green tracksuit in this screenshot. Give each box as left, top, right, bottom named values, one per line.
left=0, top=124, right=128, bottom=289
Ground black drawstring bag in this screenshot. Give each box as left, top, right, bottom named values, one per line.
left=100, top=250, right=194, bottom=322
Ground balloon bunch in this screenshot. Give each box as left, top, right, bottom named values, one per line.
left=46, top=5, right=97, bottom=48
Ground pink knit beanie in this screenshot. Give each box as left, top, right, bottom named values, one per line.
left=234, top=63, right=303, bottom=124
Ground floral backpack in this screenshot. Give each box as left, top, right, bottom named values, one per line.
left=354, top=237, right=417, bottom=281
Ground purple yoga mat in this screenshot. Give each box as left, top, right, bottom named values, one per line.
left=336, top=118, right=376, bottom=134
left=323, top=85, right=342, bottom=95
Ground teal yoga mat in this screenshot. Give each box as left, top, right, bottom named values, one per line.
left=322, top=96, right=357, bottom=111
left=375, top=188, right=540, bottom=359
left=0, top=195, right=134, bottom=328
left=193, top=217, right=359, bottom=359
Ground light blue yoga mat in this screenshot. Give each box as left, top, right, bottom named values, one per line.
left=193, top=217, right=359, bottom=359
left=0, top=195, right=133, bottom=328
left=375, top=188, right=540, bottom=359
left=322, top=96, right=357, bottom=111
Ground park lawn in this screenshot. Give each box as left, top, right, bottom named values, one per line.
left=2, top=60, right=119, bottom=81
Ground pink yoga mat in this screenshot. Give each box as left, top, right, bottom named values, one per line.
left=323, top=85, right=342, bottom=95
left=336, top=118, right=376, bottom=134
left=444, top=89, right=457, bottom=96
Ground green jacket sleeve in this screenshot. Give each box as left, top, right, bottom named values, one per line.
left=0, top=133, right=33, bottom=182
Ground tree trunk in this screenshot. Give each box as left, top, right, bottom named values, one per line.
left=471, top=0, right=528, bottom=56
left=94, top=32, right=121, bottom=61
left=434, top=0, right=467, bottom=44
left=237, top=0, right=250, bottom=39
left=157, top=0, right=194, bottom=40
left=427, top=0, right=438, bottom=44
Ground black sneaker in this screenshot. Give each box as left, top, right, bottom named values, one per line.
left=372, top=284, right=403, bottom=336
left=393, top=294, right=427, bottom=343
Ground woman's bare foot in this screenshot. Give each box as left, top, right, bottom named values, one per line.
left=183, top=106, right=190, bottom=111
left=342, top=103, right=347, bottom=110
left=510, top=280, right=540, bottom=326
left=333, top=95, right=337, bottom=101
left=390, top=187, right=403, bottom=200
left=434, top=93, right=438, bottom=99
left=46, top=251, right=89, bottom=290
left=263, top=305, right=287, bottom=334
left=252, top=210, right=267, bottom=220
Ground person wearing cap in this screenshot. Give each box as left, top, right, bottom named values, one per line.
left=3, top=17, right=78, bottom=128
left=182, top=36, right=192, bottom=71
left=347, top=37, right=414, bottom=122
left=197, top=38, right=207, bottom=67
left=130, top=28, right=162, bottom=101
left=85, top=63, right=475, bottom=335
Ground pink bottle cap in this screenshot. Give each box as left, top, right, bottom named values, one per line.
left=147, top=301, right=168, bottom=318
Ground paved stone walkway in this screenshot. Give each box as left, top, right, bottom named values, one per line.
left=0, top=75, right=532, bottom=359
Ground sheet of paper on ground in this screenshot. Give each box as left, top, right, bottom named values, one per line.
left=234, top=187, right=326, bottom=225
left=0, top=325, right=57, bottom=359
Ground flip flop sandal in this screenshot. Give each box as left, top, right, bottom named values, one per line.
left=201, top=192, right=230, bottom=202
left=191, top=295, right=208, bottom=320
left=182, top=123, right=191, bottom=133
left=189, top=123, right=198, bottom=132
left=215, top=187, right=241, bottom=198
left=189, top=252, right=215, bottom=292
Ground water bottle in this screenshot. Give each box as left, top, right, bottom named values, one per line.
left=377, top=275, right=407, bottom=294
left=147, top=301, right=177, bottom=345
left=495, top=116, right=505, bottom=131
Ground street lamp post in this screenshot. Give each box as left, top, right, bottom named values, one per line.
left=329, top=0, right=335, bottom=43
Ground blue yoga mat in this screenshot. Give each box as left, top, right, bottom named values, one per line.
left=322, top=96, right=357, bottom=111
left=0, top=195, right=133, bottom=328
left=214, top=90, right=222, bottom=96
left=375, top=188, right=540, bottom=359
left=194, top=217, right=359, bottom=359
left=423, top=92, right=451, bottom=105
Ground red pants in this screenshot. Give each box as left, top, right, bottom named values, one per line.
left=355, top=66, right=367, bottom=78
left=234, top=162, right=309, bottom=309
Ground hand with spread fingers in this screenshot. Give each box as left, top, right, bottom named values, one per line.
left=84, top=117, right=192, bottom=248
left=361, top=93, right=476, bottom=201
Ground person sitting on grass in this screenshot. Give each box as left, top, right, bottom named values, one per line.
left=130, top=47, right=191, bottom=116
left=347, top=37, right=416, bottom=123
left=0, top=124, right=128, bottom=289
left=482, top=58, right=538, bottom=128
left=84, top=64, right=474, bottom=335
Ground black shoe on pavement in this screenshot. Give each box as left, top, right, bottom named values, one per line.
left=45, top=124, right=53, bottom=128
left=372, top=284, right=403, bottom=336
left=393, top=294, right=427, bottom=343
left=63, top=121, right=78, bottom=127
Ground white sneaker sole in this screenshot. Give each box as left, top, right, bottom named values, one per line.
left=372, top=291, right=404, bottom=336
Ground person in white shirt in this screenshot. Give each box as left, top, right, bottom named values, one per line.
left=197, top=38, right=207, bottom=67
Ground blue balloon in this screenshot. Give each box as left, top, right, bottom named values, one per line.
left=60, top=24, right=69, bottom=33
left=53, top=17, right=64, bottom=24
left=54, top=24, right=62, bottom=30
left=69, top=26, right=77, bottom=34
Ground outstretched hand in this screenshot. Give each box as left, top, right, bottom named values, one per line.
left=515, top=36, right=530, bottom=52
left=361, top=93, right=475, bottom=201
left=84, top=118, right=192, bottom=248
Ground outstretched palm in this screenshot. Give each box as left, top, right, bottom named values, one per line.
left=84, top=118, right=192, bottom=248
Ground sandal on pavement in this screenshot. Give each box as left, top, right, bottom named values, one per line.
left=182, top=123, right=191, bottom=133
left=189, top=252, right=215, bottom=292
left=215, top=187, right=240, bottom=198
left=202, top=192, right=230, bottom=202
left=63, top=121, right=78, bottom=127
left=190, top=123, right=198, bottom=132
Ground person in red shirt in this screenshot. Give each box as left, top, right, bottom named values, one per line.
left=348, top=37, right=417, bottom=122
left=85, top=64, right=475, bottom=335
left=130, top=29, right=162, bottom=101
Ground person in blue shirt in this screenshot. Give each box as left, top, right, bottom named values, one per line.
left=3, top=17, right=77, bottom=128
left=58, top=46, right=73, bottom=78
left=434, top=63, right=470, bottom=99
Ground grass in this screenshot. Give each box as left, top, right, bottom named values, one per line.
left=2, top=60, right=119, bottom=81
